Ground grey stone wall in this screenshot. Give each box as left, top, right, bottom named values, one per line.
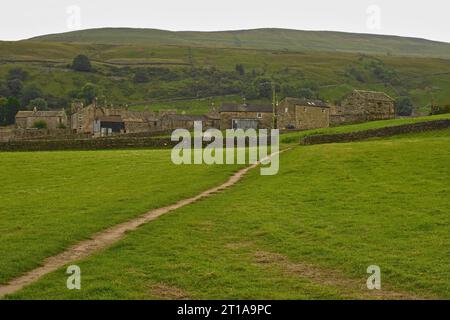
left=301, top=120, right=450, bottom=145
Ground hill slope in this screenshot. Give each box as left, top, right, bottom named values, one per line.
left=29, top=28, right=450, bottom=59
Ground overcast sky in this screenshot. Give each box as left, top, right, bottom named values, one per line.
left=1, top=0, right=449, bottom=42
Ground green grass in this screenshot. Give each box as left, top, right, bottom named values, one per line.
left=280, top=113, right=450, bottom=145
left=0, top=149, right=243, bottom=285
left=5, top=129, right=450, bottom=299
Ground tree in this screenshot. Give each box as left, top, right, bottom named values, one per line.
left=235, top=64, right=245, bottom=76
left=7, top=79, right=23, bottom=97
left=29, top=98, right=48, bottom=111
left=21, top=84, right=43, bottom=107
left=297, top=88, right=315, bottom=99
left=133, top=69, right=150, bottom=83
left=71, top=55, right=92, bottom=72
left=253, top=78, right=273, bottom=99
left=7, top=67, right=29, bottom=81
left=80, top=83, right=99, bottom=104
left=395, top=97, right=413, bottom=116
left=3, top=97, right=20, bottom=125
left=0, top=97, right=7, bottom=126
left=0, top=81, right=10, bottom=97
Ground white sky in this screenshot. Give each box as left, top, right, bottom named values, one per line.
left=0, top=0, right=449, bottom=43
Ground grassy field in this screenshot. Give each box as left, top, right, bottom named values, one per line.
left=0, top=150, right=243, bottom=285
left=3, top=122, right=449, bottom=299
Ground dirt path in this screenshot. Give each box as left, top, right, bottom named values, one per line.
left=0, top=150, right=286, bottom=298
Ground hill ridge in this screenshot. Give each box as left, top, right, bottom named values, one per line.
left=27, top=27, right=450, bottom=59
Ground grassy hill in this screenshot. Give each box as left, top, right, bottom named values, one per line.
left=29, top=28, right=450, bottom=59
left=1, top=28, right=449, bottom=115
left=1, top=41, right=449, bottom=114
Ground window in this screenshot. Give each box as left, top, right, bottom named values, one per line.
left=257, top=113, right=262, bottom=119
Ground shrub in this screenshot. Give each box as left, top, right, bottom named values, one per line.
left=7, top=67, right=29, bottom=81
left=32, top=120, right=48, bottom=129
left=430, top=105, right=450, bottom=115
left=72, top=55, right=92, bottom=72
left=133, top=69, right=150, bottom=83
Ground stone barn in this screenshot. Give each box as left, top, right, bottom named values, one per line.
left=71, top=103, right=160, bottom=135
left=219, top=103, right=274, bottom=130
left=15, top=108, right=68, bottom=130
left=331, top=90, right=395, bottom=125
left=276, top=98, right=330, bottom=130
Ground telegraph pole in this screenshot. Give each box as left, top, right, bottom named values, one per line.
left=272, top=82, right=276, bottom=129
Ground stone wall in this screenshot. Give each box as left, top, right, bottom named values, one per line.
left=301, top=120, right=450, bottom=145
left=0, top=135, right=274, bottom=152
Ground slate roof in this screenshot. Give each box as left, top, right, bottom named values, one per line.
left=220, top=103, right=273, bottom=113
left=162, top=114, right=209, bottom=121
left=16, top=110, right=66, bottom=118
left=283, top=97, right=329, bottom=108
left=353, top=90, right=394, bottom=102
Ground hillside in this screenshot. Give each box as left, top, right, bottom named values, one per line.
left=28, top=28, right=450, bottom=59
left=1, top=29, right=450, bottom=115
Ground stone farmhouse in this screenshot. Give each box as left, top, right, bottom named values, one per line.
left=15, top=108, right=68, bottom=130
left=331, top=90, right=395, bottom=125
left=219, top=103, right=274, bottom=130
left=276, top=97, right=330, bottom=130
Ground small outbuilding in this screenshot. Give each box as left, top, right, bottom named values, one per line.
left=276, top=98, right=330, bottom=130
left=15, top=108, right=68, bottom=130
left=219, top=103, right=274, bottom=130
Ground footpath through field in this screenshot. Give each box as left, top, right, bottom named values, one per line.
left=0, top=149, right=286, bottom=298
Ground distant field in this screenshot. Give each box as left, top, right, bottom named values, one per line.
left=0, top=150, right=242, bottom=285
left=6, top=126, right=450, bottom=299
left=129, top=95, right=271, bottom=115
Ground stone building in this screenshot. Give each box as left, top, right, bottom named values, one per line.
left=15, top=108, right=68, bottom=130
left=71, top=103, right=160, bottom=136
left=331, top=90, right=395, bottom=125
left=219, top=103, right=274, bottom=130
left=276, top=97, right=330, bottom=130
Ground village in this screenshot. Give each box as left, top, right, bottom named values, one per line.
left=0, top=89, right=395, bottom=142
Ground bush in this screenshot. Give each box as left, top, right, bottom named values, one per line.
left=32, top=120, right=48, bottom=129
left=7, top=67, right=29, bottom=81
left=133, top=69, right=150, bottom=83
left=72, top=55, right=92, bottom=72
